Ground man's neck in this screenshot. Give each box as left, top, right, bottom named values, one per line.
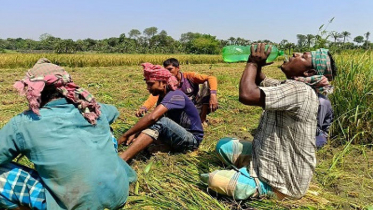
left=40, top=97, right=62, bottom=107
left=159, top=88, right=169, bottom=99
left=177, top=72, right=182, bottom=82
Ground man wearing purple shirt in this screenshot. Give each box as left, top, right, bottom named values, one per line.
left=119, top=63, right=204, bottom=161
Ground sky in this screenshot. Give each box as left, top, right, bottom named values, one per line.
left=1, top=0, right=372, bottom=43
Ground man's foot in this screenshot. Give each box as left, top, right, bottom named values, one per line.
left=147, top=144, right=172, bottom=154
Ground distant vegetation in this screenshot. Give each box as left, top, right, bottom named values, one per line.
left=0, top=26, right=371, bottom=54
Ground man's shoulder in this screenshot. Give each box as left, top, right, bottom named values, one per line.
left=166, top=89, right=186, bottom=96
left=283, top=80, right=316, bottom=92
left=12, top=110, right=39, bottom=122
left=162, top=90, right=187, bottom=102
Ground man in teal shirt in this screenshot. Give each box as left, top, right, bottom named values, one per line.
left=0, top=58, right=136, bottom=210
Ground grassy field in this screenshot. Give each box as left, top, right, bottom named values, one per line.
left=0, top=53, right=372, bottom=209
left=0, top=53, right=223, bottom=68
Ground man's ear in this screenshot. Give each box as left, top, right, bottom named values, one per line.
left=303, top=69, right=317, bottom=77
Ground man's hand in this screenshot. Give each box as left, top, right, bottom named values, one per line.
left=247, top=43, right=273, bottom=67
left=118, top=135, right=128, bottom=145
left=209, top=94, right=218, bottom=112
left=135, top=107, right=147, bottom=117
left=118, top=133, right=137, bottom=145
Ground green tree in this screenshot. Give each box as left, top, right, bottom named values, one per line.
left=128, top=29, right=141, bottom=39
left=82, top=38, right=97, bottom=51
left=296, top=34, right=307, bottom=50
left=180, top=32, right=220, bottom=54
left=190, top=36, right=220, bottom=54
left=39, top=33, right=53, bottom=41
left=143, top=27, right=158, bottom=39
left=306, top=34, right=315, bottom=49
left=39, top=34, right=60, bottom=50
left=284, top=42, right=296, bottom=55
left=364, top=31, right=370, bottom=42
left=54, top=39, right=78, bottom=53
left=330, top=31, right=342, bottom=45
left=341, top=31, right=351, bottom=44
left=364, top=31, right=370, bottom=49
left=353, top=35, right=364, bottom=45
left=149, top=32, right=176, bottom=52
left=279, top=39, right=288, bottom=50
left=159, top=30, right=167, bottom=36
left=119, top=33, right=126, bottom=43
left=228, top=37, right=236, bottom=45
left=219, top=39, right=229, bottom=48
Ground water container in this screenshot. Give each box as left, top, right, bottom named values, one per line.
left=222, top=45, right=283, bottom=63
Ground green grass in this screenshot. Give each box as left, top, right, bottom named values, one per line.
left=1, top=55, right=372, bottom=209
left=330, top=50, right=373, bottom=145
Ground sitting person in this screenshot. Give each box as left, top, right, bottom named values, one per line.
left=0, top=58, right=136, bottom=210
left=201, top=45, right=337, bottom=200
left=119, top=63, right=204, bottom=161
left=316, top=94, right=333, bottom=148
left=136, top=58, right=218, bottom=124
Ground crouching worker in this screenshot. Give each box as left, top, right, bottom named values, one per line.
left=119, top=63, right=204, bottom=162
left=136, top=58, right=218, bottom=124
left=201, top=44, right=337, bottom=200
left=0, top=58, right=136, bottom=210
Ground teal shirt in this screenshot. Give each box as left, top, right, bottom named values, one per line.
left=0, top=98, right=137, bottom=209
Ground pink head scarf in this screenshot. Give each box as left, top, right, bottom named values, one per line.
left=13, top=58, right=101, bottom=125
left=142, top=62, right=178, bottom=91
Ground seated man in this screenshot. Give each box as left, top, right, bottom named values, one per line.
left=136, top=58, right=218, bottom=124
left=119, top=63, right=204, bottom=161
left=0, top=58, right=136, bottom=210
left=316, top=94, right=333, bottom=148
left=201, top=45, right=337, bottom=200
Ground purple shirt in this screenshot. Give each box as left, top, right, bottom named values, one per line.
left=159, top=90, right=204, bottom=142
left=179, top=73, right=199, bottom=102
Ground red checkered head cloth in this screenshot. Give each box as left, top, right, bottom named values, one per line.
left=13, top=58, right=101, bottom=125
left=142, top=63, right=178, bottom=91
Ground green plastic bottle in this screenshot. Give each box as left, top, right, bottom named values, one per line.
left=222, top=45, right=284, bottom=63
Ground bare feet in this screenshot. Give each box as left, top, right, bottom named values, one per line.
left=147, top=144, right=172, bottom=154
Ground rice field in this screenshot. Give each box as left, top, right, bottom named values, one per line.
left=0, top=53, right=223, bottom=68
left=0, top=51, right=372, bottom=209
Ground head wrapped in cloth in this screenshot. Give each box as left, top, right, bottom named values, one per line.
left=142, top=63, right=178, bottom=90
left=311, top=48, right=333, bottom=81
left=294, top=48, right=335, bottom=95
left=13, top=58, right=101, bottom=125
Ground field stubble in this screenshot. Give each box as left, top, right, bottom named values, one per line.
left=0, top=52, right=372, bottom=209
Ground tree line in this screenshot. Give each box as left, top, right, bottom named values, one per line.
left=0, top=27, right=371, bottom=54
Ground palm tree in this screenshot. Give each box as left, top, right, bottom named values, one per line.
left=228, top=37, right=236, bottom=45
left=364, top=31, right=370, bottom=42
left=330, top=31, right=342, bottom=45
left=364, top=32, right=370, bottom=49
left=306, top=34, right=315, bottom=49
left=341, top=31, right=351, bottom=44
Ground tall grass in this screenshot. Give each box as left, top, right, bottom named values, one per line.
left=0, top=54, right=223, bottom=68
left=330, top=50, right=373, bottom=145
